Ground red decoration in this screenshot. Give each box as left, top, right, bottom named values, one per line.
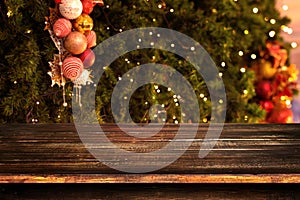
left=255, top=81, right=273, bottom=100
left=267, top=104, right=293, bottom=123
left=260, top=101, right=274, bottom=113
left=85, top=30, right=97, bottom=48
left=266, top=41, right=288, bottom=68
left=53, top=18, right=72, bottom=38
left=62, top=56, right=84, bottom=81
left=64, top=31, right=88, bottom=55
left=92, top=0, right=104, bottom=6
left=79, top=49, right=95, bottom=68
left=55, top=0, right=62, bottom=3
left=81, top=0, right=95, bottom=14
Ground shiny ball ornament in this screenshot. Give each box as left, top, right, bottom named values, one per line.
left=55, top=0, right=62, bottom=3
left=85, top=30, right=97, bottom=48
left=259, top=60, right=278, bottom=79
left=59, top=0, right=83, bottom=20
left=73, top=14, right=94, bottom=33
left=62, top=56, right=84, bottom=81
left=81, top=0, right=95, bottom=14
left=255, top=81, right=273, bottom=100
left=79, top=49, right=95, bottom=68
left=267, top=105, right=293, bottom=123
left=259, top=101, right=274, bottom=113
left=53, top=18, right=72, bottom=38
left=64, top=31, right=87, bottom=55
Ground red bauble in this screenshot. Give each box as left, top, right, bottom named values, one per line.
left=81, top=0, right=95, bottom=14
left=267, top=107, right=293, bottom=123
left=64, top=31, right=87, bottom=55
left=259, top=101, right=274, bottom=113
left=62, top=56, right=84, bottom=81
left=255, top=81, right=273, bottom=100
left=53, top=18, right=72, bottom=38
left=55, top=0, right=62, bottom=3
left=79, top=49, right=95, bottom=68
left=85, top=30, right=97, bottom=48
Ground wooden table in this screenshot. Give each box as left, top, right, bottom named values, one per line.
left=1, top=124, right=300, bottom=199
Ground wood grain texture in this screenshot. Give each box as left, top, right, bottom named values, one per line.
left=1, top=123, right=300, bottom=183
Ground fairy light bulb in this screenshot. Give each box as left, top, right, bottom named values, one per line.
left=240, top=67, right=246, bottom=73
left=269, top=30, right=276, bottom=38
left=270, top=19, right=276, bottom=24
left=253, top=7, right=259, bottom=14
left=282, top=4, right=289, bottom=11
left=291, top=42, right=298, bottom=48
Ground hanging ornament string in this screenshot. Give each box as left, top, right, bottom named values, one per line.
left=45, top=0, right=104, bottom=107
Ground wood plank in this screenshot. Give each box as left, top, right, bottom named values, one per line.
left=1, top=124, right=300, bottom=183
left=1, top=174, right=300, bottom=183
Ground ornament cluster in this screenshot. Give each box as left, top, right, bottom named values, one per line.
left=251, top=41, right=298, bottom=123
left=45, top=0, right=103, bottom=105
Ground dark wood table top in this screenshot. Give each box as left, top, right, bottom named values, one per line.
left=1, top=123, right=300, bottom=183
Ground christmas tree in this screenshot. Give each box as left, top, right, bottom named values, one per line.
left=0, top=0, right=295, bottom=123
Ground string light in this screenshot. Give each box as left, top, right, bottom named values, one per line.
left=269, top=30, right=276, bottom=38
left=270, top=19, right=276, bottom=24
left=7, top=10, right=13, bottom=17
left=252, top=7, right=259, bottom=14
left=291, top=42, right=298, bottom=48
left=282, top=4, right=289, bottom=11
left=238, top=51, right=244, bottom=56
left=240, top=67, right=246, bottom=73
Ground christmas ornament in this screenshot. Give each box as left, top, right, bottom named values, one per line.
left=259, top=59, right=277, bottom=79
left=53, top=18, right=72, bottom=38
left=92, top=0, right=104, bottom=6
left=255, top=81, right=273, bottom=100
left=266, top=41, right=288, bottom=68
left=85, top=30, right=97, bottom=48
left=259, top=100, right=274, bottom=113
left=55, top=0, right=62, bottom=3
left=62, top=56, right=84, bottom=81
left=267, top=103, right=293, bottom=123
left=59, top=0, right=83, bottom=20
left=73, top=69, right=93, bottom=85
left=64, top=31, right=88, bottom=55
left=79, top=48, right=95, bottom=68
left=73, top=14, right=94, bottom=33
left=81, top=0, right=95, bottom=14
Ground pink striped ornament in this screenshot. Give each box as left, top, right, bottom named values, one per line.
left=62, top=56, right=84, bottom=81
left=53, top=18, right=72, bottom=38
left=85, top=30, right=97, bottom=48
